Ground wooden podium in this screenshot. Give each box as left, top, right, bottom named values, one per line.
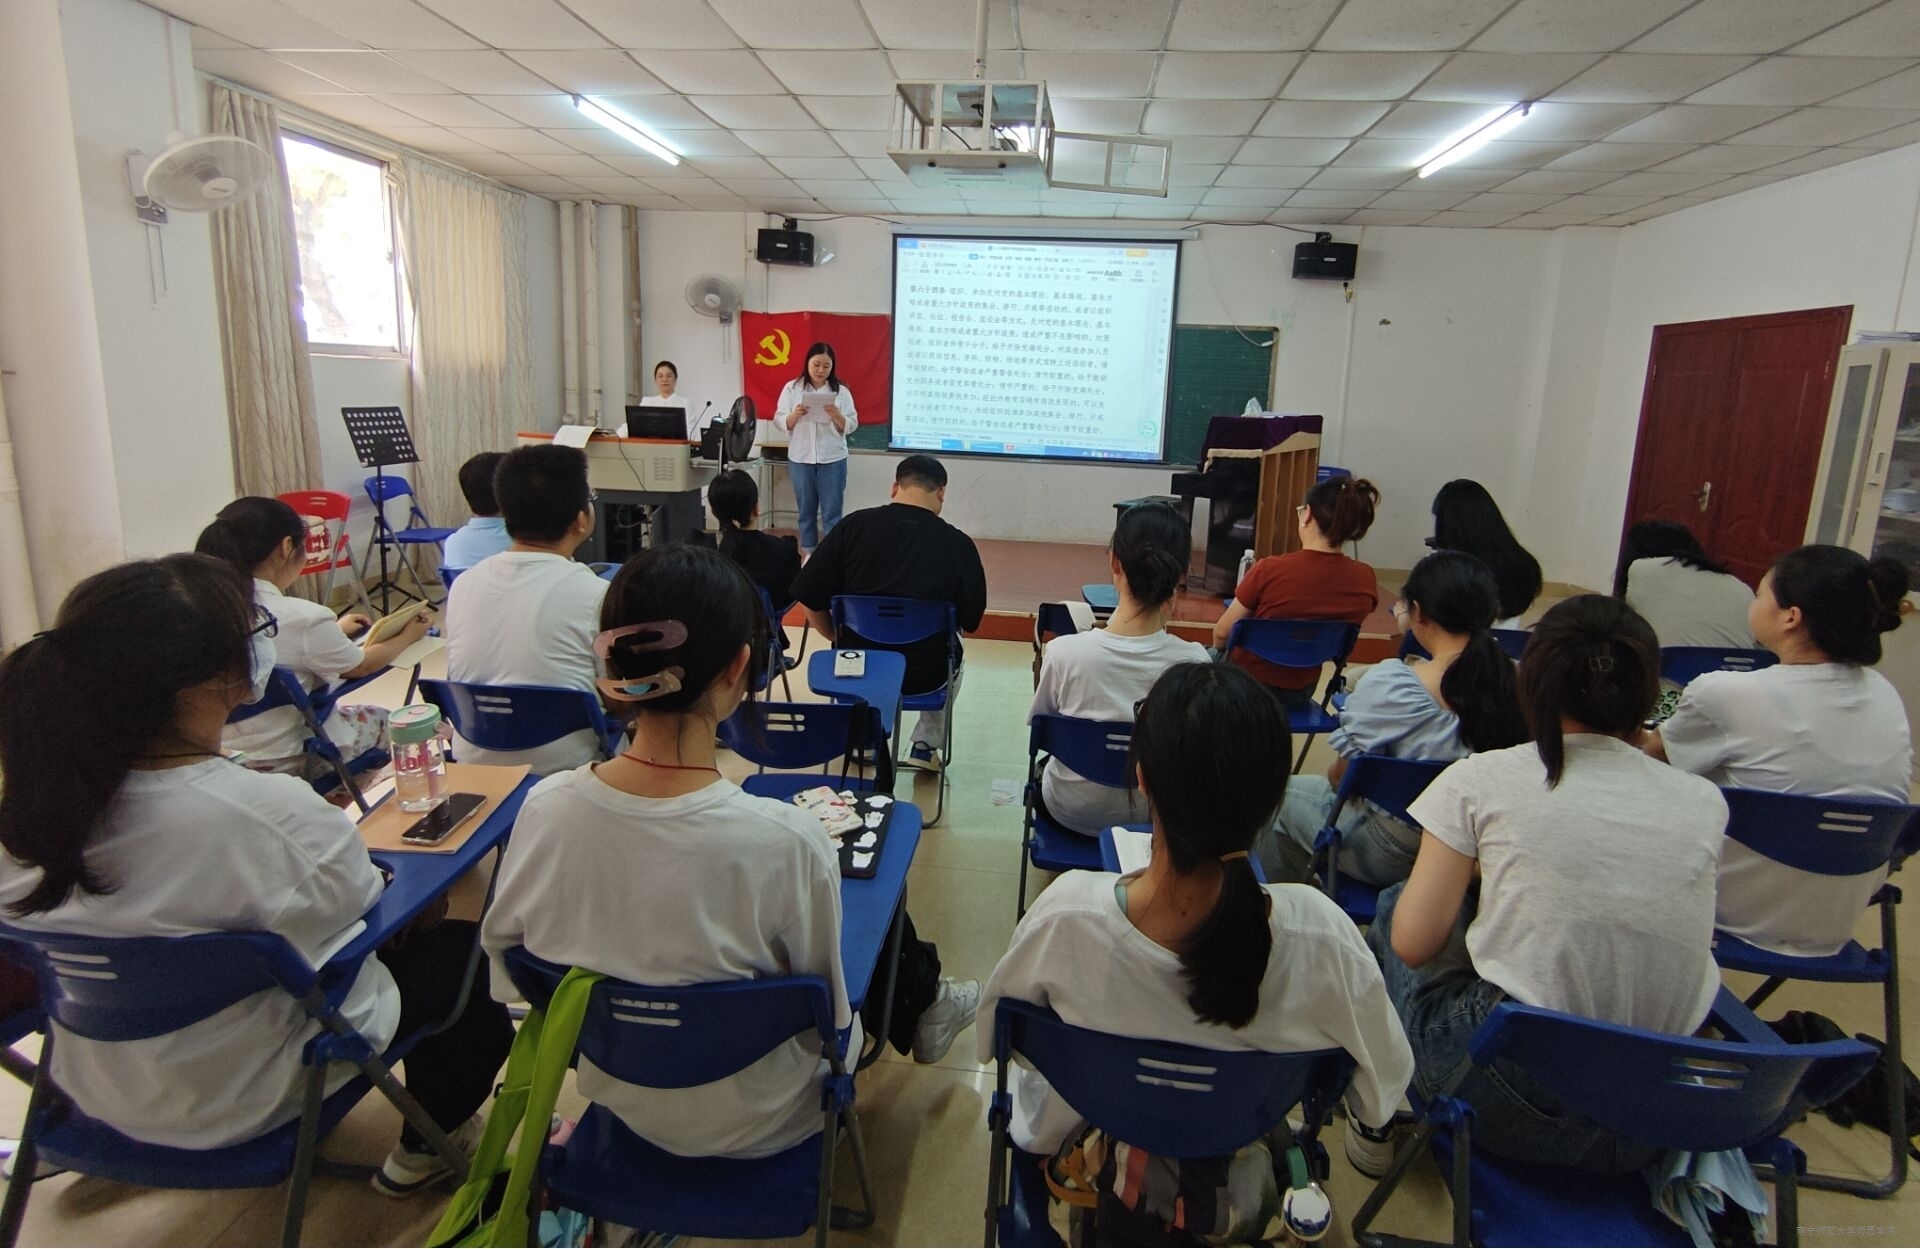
left=1205, top=429, right=1322, bottom=560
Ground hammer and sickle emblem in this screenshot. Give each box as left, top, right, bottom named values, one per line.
left=754, top=328, right=791, bottom=368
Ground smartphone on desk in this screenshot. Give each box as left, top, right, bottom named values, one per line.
left=400, top=792, right=486, bottom=847
left=834, top=649, right=866, bottom=678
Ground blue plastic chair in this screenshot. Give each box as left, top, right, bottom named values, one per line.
left=439, top=566, right=465, bottom=594
left=1351, top=989, right=1876, bottom=1248
left=830, top=596, right=960, bottom=826
left=417, top=678, right=622, bottom=764
left=0, top=926, right=468, bottom=1248
left=1709, top=787, right=1920, bottom=1198
left=359, top=474, right=455, bottom=606
left=1313, top=754, right=1452, bottom=924
left=1031, top=601, right=1078, bottom=689
left=1660, top=646, right=1778, bottom=688
left=503, top=948, right=872, bottom=1246
left=1399, top=628, right=1526, bottom=664
left=719, top=699, right=889, bottom=800
left=227, top=666, right=397, bottom=814
left=1018, top=715, right=1134, bottom=918
left=756, top=586, right=806, bottom=701
left=984, top=999, right=1356, bottom=1247
left=1222, top=617, right=1359, bottom=772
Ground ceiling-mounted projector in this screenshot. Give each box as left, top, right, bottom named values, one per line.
left=887, top=78, right=1170, bottom=196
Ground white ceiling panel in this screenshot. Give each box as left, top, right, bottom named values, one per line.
left=1795, top=2, right=1920, bottom=57
left=1154, top=53, right=1297, bottom=99
left=144, top=0, right=363, bottom=49
left=1450, top=138, right=1586, bottom=168
left=1629, top=0, right=1883, bottom=55
left=1701, top=171, right=1789, bottom=196
left=1051, top=98, right=1151, bottom=131
left=769, top=156, right=864, bottom=180
left=1511, top=101, right=1659, bottom=141
left=1267, top=207, right=1348, bottom=223
left=1168, top=163, right=1227, bottom=185
left=1541, top=141, right=1693, bottom=170
left=1022, top=53, right=1159, bottom=99
left=375, top=93, right=516, bottom=127
left=506, top=50, right=666, bottom=95
left=829, top=131, right=890, bottom=158
left=1758, top=148, right=1883, bottom=177
left=662, top=130, right=757, bottom=157
left=697, top=156, right=781, bottom=177
left=1213, top=165, right=1319, bottom=188
left=556, top=0, right=743, bottom=48
left=1285, top=189, right=1383, bottom=209
left=1331, top=137, right=1437, bottom=166
left=1648, top=143, right=1815, bottom=173
left=1470, top=0, right=1693, bottom=54
left=383, top=50, right=553, bottom=94
left=857, top=0, right=1018, bottom=51
left=520, top=151, right=617, bottom=176
left=885, top=49, right=1027, bottom=80
left=630, top=50, right=783, bottom=94
left=1318, top=0, right=1512, bottom=52
left=272, top=50, right=455, bottom=92
left=1548, top=54, right=1759, bottom=103
left=1603, top=104, right=1793, bottom=144
left=1849, top=117, right=1920, bottom=148
left=855, top=157, right=910, bottom=180
left=413, top=0, right=609, bottom=50
left=469, top=94, right=595, bottom=127
left=1725, top=107, right=1920, bottom=146
left=193, top=49, right=359, bottom=97
left=736, top=130, right=846, bottom=158
left=1166, top=0, right=1343, bottom=51
left=796, top=178, right=877, bottom=196
left=506, top=175, right=590, bottom=193
left=589, top=95, right=719, bottom=129
left=279, top=0, right=480, bottom=49
left=1370, top=188, right=1474, bottom=210
left=1254, top=100, right=1392, bottom=136
left=1302, top=166, right=1410, bottom=189
left=1422, top=209, right=1528, bottom=226
left=363, top=124, right=499, bottom=153
left=690, top=95, right=815, bottom=130
left=1171, top=136, right=1251, bottom=161
left=453, top=152, right=543, bottom=176
left=1824, top=65, right=1920, bottom=110
left=1688, top=57, right=1915, bottom=107
left=704, top=0, right=875, bottom=48
left=1504, top=212, right=1605, bottom=227
left=548, top=126, right=663, bottom=156
left=1401, top=165, right=1515, bottom=190
left=189, top=27, right=247, bottom=50
left=1201, top=187, right=1296, bottom=206
left=760, top=50, right=896, bottom=95
left=596, top=154, right=710, bottom=177
left=1142, top=99, right=1272, bottom=135
left=282, top=94, right=434, bottom=128
left=1592, top=169, right=1734, bottom=195
left=1544, top=192, right=1662, bottom=214
left=1491, top=168, right=1619, bottom=194
left=800, top=95, right=892, bottom=129
left=1343, top=208, right=1435, bottom=225
left=1413, top=51, right=1601, bottom=103
left=1364, top=100, right=1504, bottom=139
left=1234, top=136, right=1353, bottom=164
left=1455, top=191, right=1571, bottom=213
left=1281, top=53, right=1447, bottom=100
left=1017, top=0, right=1177, bottom=51
left=448, top=126, right=578, bottom=154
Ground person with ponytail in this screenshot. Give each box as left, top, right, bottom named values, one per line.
left=1214, top=474, right=1382, bottom=711
left=1260, top=550, right=1527, bottom=885
left=1028, top=501, right=1209, bottom=834
left=1366, top=596, right=1726, bottom=1175
left=482, top=544, right=978, bottom=1159
left=1613, top=519, right=1754, bottom=648
left=197, top=497, right=431, bottom=775
left=1430, top=479, right=1543, bottom=626
left=0, top=557, right=511, bottom=1192
left=980, top=662, right=1412, bottom=1162
left=707, top=468, right=802, bottom=608
left=1648, top=544, right=1912, bottom=958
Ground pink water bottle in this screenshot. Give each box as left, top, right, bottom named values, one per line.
left=388, top=704, right=447, bottom=812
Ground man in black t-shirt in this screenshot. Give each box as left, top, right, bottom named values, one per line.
left=791, top=455, right=987, bottom=771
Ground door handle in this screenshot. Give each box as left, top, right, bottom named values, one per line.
left=1694, top=481, right=1712, bottom=513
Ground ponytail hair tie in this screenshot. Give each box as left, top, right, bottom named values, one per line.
left=1219, top=850, right=1249, bottom=864
left=1587, top=653, right=1615, bottom=674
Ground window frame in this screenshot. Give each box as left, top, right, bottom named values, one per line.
left=279, top=126, right=410, bottom=360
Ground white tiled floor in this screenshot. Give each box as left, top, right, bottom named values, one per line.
left=7, top=632, right=1920, bottom=1245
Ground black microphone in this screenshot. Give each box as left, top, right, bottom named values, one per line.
left=697, top=400, right=714, bottom=427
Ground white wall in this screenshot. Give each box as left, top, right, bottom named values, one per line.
left=59, top=0, right=230, bottom=556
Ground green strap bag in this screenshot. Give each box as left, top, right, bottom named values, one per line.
left=429, top=967, right=604, bottom=1249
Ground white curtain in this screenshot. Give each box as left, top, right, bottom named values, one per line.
left=394, top=156, right=533, bottom=527
left=557, top=198, right=603, bottom=426
left=208, top=84, right=323, bottom=498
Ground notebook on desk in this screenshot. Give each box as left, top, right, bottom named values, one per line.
left=1110, top=826, right=1152, bottom=875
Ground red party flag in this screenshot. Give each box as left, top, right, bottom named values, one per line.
left=741, top=311, right=891, bottom=427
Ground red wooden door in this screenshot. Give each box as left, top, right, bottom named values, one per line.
left=1622, top=306, right=1852, bottom=586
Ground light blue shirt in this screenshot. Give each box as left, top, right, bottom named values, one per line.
left=441, top=516, right=510, bottom=571
left=1330, top=658, right=1467, bottom=762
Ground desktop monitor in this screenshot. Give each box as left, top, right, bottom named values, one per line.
left=624, top=405, right=689, bottom=441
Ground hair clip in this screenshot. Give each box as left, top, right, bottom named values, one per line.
left=1218, top=849, right=1250, bottom=864
left=1588, top=654, right=1615, bottom=674
left=596, top=669, right=685, bottom=704
left=593, top=620, right=688, bottom=661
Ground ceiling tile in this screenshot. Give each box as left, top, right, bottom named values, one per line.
left=795, top=178, right=873, bottom=196
left=504, top=175, right=588, bottom=194
left=800, top=95, right=891, bottom=129
left=1370, top=188, right=1473, bottom=210
left=1171, top=136, right=1249, bottom=161
left=507, top=50, right=665, bottom=95
left=1455, top=191, right=1569, bottom=213
left=1503, top=212, right=1605, bottom=227
left=1282, top=52, right=1447, bottom=100
left=1202, top=187, right=1293, bottom=206
left=384, top=49, right=552, bottom=93
left=1593, top=169, right=1733, bottom=195
left=1604, top=104, right=1792, bottom=144
left=1849, top=117, right=1920, bottom=148
left=280, top=0, right=480, bottom=49
left=1795, top=1, right=1920, bottom=56
left=1167, top=0, right=1340, bottom=50
left=1195, top=205, right=1283, bottom=221
left=1629, top=0, right=1882, bottom=54
left=886, top=49, right=1027, bottom=79
left=470, top=94, right=594, bottom=126
left=1450, top=138, right=1585, bottom=168
left=448, top=125, right=578, bottom=154
left=1040, top=201, right=1120, bottom=217
left=589, top=95, right=718, bottom=129
left=414, top=0, right=609, bottom=49
left=696, top=155, right=780, bottom=177
left=283, top=94, right=434, bottom=129
left=1421, top=209, right=1528, bottom=226
left=1401, top=165, right=1513, bottom=190
left=1365, top=100, right=1505, bottom=139
left=1548, top=54, right=1757, bottom=103
left=630, top=50, right=783, bottom=94
left=1470, top=0, right=1692, bottom=54
left=364, top=124, right=500, bottom=154
left=1727, top=107, right=1920, bottom=145
left=1304, top=166, right=1409, bottom=189
left=1155, top=52, right=1297, bottom=99
left=663, top=130, right=756, bottom=156
left=1632, top=195, right=1715, bottom=217
left=1492, top=168, right=1617, bottom=193
left=857, top=0, right=1017, bottom=49
left=1023, top=52, right=1159, bottom=99
left=1688, top=57, right=1915, bottom=107
left=1331, top=137, right=1436, bottom=166
left=596, top=154, right=711, bottom=177
left=1018, top=0, right=1177, bottom=50
left=520, top=151, right=616, bottom=176
left=1143, top=99, right=1271, bottom=136
left=737, top=129, right=845, bottom=157
left=1112, top=200, right=1213, bottom=217
left=192, top=49, right=349, bottom=98
left=855, top=157, right=909, bottom=180
left=760, top=50, right=895, bottom=94
left=1268, top=207, right=1349, bottom=223
left=1234, top=136, right=1352, bottom=163
left=1824, top=64, right=1920, bottom=110
left=374, top=93, right=516, bottom=127
left=1254, top=100, right=1391, bottom=136
left=829, top=131, right=890, bottom=158
left=557, top=0, right=741, bottom=47
left=1213, top=165, right=1319, bottom=188
left=770, top=156, right=863, bottom=179
left=548, top=125, right=671, bottom=157
left=453, top=152, right=543, bottom=176
left=1316, top=0, right=1509, bottom=51
left=1343, top=208, right=1435, bottom=225
left=1541, top=141, right=1692, bottom=170
left=188, top=26, right=247, bottom=50
left=1701, top=172, right=1788, bottom=195
left=1553, top=192, right=1661, bottom=214
left=1168, top=163, right=1226, bottom=185
left=1505, top=101, right=1657, bottom=140
left=1285, top=188, right=1382, bottom=209
left=1051, top=98, right=1151, bottom=131
left=1651, top=144, right=1815, bottom=174
left=272, top=50, right=453, bottom=92
left=703, top=0, right=874, bottom=47
left=1757, top=148, right=1877, bottom=177
left=690, top=95, right=815, bottom=130
left=147, top=0, right=362, bottom=49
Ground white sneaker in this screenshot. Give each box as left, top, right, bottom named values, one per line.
left=371, top=1113, right=482, bottom=1198
left=1343, top=1117, right=1400, bottom=1179
left=912, top=977, right=981, bottom=1063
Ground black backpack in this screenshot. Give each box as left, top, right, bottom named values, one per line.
left=1769, top=1010, right=1920, bottom=1160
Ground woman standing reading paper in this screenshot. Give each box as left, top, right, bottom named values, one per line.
left=775, top=342, right=855, bottom=553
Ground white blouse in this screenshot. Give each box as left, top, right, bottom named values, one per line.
left=773, top=378, right=854, bottom=465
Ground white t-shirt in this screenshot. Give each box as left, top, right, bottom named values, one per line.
left=444, top=552, right=609, bottom=775
left=223, top=578, right=366, bottom=763
left=1408, top=736, right=1727, bottom=1037
left=1027, top=628, right=1210, bottom=833
left=0, top=760, right=396, bottom=1148
left=773, top=378, right=854, bottom=465
left=481, top=768, right=850, bottom=1160
left=1662, top=663, right=1913, bottom=957
left=977, top=872, right=1413, bottom=1153
left=1625, top=558, right=1756, bottom=650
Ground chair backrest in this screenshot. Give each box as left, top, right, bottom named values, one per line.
left=1720, top=787, right=1920, bottom=877
left=719, top=700, right=879, bottom=772
left=226, top=667, right=317, bottom=725
left=831, top=595, right=957, bottom=657
left=1331, top=753, right=1451, bottom=828
left=1468, top=1000, right=1876, bottom=1156
left=278, top=489, right=351, bottom=525
left=1035, top=602, right=1078, bottom=647
left=362, top=474, right=417, bottom=505
left=279, top=490, right=355, bottom=577
left=1488, top=628, right=1530, bottom=660
left=1660, top=646, right=1778, bottom=688
left=418, top=678, right=614, bottom=754
left=503, top=947, right=835, bottom=1089
left=1029, top=714, right=1135, bottom=791
left=1397, top=632, right=1430, bottom=662
left=993, top=1000, right=1355, bottom=1159
left=1224, top=618, right=1360, bottom=671
left=440, top=566, right=465, bottom=593
left=0, top=924, right=316, bottom=1043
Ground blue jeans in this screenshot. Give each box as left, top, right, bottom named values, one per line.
left=1259, top=775, right=1422, bottom=887
left=1368, top=882, right=1659, bottom=1176
left=790, top=458, right=847, bottom=552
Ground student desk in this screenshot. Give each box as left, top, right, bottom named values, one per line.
left=808, top=648, right=905, bottom=743
left=1099, top=824, right=1268, bottom=882
left=1081, top=583, right=1118, bottom=618
left=840, top=798, right=921, bottom=1069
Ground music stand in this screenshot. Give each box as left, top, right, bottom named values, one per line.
left=341, top=406, right=422, bottom=611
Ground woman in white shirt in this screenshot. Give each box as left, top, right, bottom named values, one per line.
left=1648, top=544, right=1912, bottom=958
left=1614, top=520, right=1755, bottom=649
left=644, top=359, right=704, bottom=439
left=773, top=342, right=855, bottom=553
left=1370, top=596, right=1727, bottom=1176
left=482, top=544, right=978, bottom=1160
left=197, top=498, right=431, bottom=774
left=1261, top=550, right=1527, bottom=885
left=1028, top=501, right=1208, bottom=834
left=983, top=661, right=1414, bottom=1166
left=0, top=555, right=511, bottom=1195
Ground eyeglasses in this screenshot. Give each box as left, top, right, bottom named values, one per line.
left=1295, top=504, right=1309, bottom=518
left=250, top=604, right=279, bottom=639
left=588, top=489, right=599, bottom=504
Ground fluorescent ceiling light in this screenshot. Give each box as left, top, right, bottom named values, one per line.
left=573, top=95, right=681, bottom=166
left=1414, top=103, right=1531, bottom=178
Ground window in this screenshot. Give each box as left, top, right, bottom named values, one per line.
left=281, top=132, right=404, bottom=354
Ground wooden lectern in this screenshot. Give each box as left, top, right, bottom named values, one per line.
left=1204, top=426, right=1322, bottom=559
left=1172, top=415, right=1322, bottom=592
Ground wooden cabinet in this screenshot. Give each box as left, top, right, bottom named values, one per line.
left=1805, top=341, right=1920, bottom=594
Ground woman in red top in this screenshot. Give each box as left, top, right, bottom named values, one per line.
left=1213, top=474, right=1381, bottom=711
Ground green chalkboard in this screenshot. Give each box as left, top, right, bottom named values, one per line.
left=1165, top=325, right=1278, bottom=467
